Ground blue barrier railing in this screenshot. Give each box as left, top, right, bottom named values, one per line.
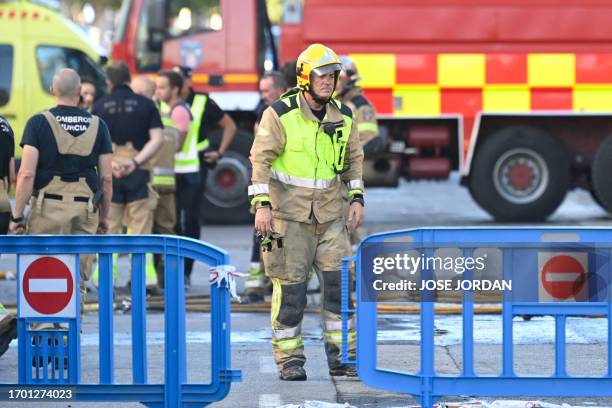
left=0, top=235, right=241, bottom=407
left=342, top=227, right=612, bottom=407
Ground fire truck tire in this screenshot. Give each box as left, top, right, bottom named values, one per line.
left=468, top=126, right=570, bottom=222
left=587, top=173, right=605, bottom=209
left=591, top=134, right=612, bottom=214
left=201, top=129, right=254, bottom=225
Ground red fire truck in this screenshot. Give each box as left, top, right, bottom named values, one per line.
left=112, top=0, right=612, bottom=223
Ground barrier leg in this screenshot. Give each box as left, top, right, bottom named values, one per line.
left=164, top=248, right=186, bottom=408
left=341, top=256, right=355, bottom=365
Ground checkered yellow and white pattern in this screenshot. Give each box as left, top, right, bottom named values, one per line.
left=349, top=53, right=612, bottom=116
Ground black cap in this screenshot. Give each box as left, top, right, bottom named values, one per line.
left=173, top=65, right=192, bottom=79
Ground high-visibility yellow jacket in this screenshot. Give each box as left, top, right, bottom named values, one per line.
left=249, top=89, right=364, bottom=224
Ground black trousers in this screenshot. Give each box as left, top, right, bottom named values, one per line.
left=175, top=172, right=202, bottom=277
left=0, top=212, right=9, bottom=235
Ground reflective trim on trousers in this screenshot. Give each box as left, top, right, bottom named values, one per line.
left=271, top=278, right=282, bottom=326
left=153, top=175, right=175, bottom=186
left=272, top=326, right=302, bottom=340
left=324, top=330, right=356, bottom=345
left=324, top=319, right=355, bottom=331
left=153, top=167, right=175, bottom=176
left=272, top=337, right=304, bottom=351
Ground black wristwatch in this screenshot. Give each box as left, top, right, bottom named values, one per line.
left=132, top=159, right=140, bottom=169
left=350, top=194, right=365, bottom=207
left=10, top=214, right=24, bottom=223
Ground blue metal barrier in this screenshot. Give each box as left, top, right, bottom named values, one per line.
left=0, top=235, right=241, bottom=407
left=342, top=227, right=612, bottom=407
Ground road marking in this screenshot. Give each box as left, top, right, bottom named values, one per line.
left=259, top=394, right=281, bottom=408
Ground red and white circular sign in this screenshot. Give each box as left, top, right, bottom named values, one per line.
left=541, top=255, right=586, bottom=300
left=19, top=255, right=76, bottom=317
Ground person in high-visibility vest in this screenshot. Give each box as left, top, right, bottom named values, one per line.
left=133, top=75, right=175, bottom=292
left=249, top=44, right=364, bottom=381
left=244, top=71, right=288, bottom=303
left=172, top=66, right=237, bottom=289
left=154, top=69, right=201, bottom=290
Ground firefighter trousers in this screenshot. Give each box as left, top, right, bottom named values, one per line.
left=152, top=189, right=176, bottom=288
left=27, top=180, right=98, bottom=314
left=261, top=216, right=355, bottom=372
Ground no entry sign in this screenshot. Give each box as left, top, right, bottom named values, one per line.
left=537, top=252, right=588, bottom=302
left=19, top=255, right=77, bottom=318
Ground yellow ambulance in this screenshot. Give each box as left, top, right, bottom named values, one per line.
left=0, top=1, right=106, bottom=152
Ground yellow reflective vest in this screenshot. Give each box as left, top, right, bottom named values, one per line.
left=249, top=89, right=364, bottom=223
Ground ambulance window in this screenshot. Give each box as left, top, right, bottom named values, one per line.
left=0, top=45, right=13, bottom=107
left=168, top=0, right=222, bottom=37
left=36, top=46, right=107, bottom=96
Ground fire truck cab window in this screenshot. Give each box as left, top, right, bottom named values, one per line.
left=168, top=0, right=222, bottom=37
left=0, top=45, right=13, bottom=107
left=36, top=46, right=107, bottom=97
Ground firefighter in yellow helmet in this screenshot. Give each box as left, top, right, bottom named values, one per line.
left=249, top=43, right=364, bottom=381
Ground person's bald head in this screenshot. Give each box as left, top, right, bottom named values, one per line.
left=51, top=69, right=81, bottom=100
left=131, top=76, right=156, bottom=99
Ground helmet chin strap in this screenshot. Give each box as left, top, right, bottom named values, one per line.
left=309, top=88, right=331, bottom=106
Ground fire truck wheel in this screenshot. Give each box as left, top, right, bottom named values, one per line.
left=201, top=129, right=254, bottom=225
left=591, top=134, right=612, bottom=214
left=469, top=126, right=570, bottom=222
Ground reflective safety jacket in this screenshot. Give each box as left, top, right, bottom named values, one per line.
left=189, top=94, right=210, bottom=152
left=174, top=101, right=198, bottom=174
left=341, top=87, right=379, bottom=147
left=249, top=89, right=364, bottom=224
left=152, top=103, right=179, bottom=191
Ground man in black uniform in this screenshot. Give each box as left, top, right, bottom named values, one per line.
left=11, top=68, right=113, bottom=314
left=92, top=62, right=163, bottom=288
left=172, top=66, right=236, bottom=288
left=0, top=115, right=15, bottom=357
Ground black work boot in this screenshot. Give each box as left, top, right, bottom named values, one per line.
left=329, top=364, right=357, bottom=377
left=279, top=365, right=307, bottom=381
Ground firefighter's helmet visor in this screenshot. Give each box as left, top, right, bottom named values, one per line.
left=312, top=63, right=342, bottom=77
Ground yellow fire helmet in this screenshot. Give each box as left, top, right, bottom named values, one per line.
left=296, top=43, right=342, bottom=92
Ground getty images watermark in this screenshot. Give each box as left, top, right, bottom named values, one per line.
left=359, top=242, right=611, bottom=303
left=371, top=252, right=511, bottom=291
